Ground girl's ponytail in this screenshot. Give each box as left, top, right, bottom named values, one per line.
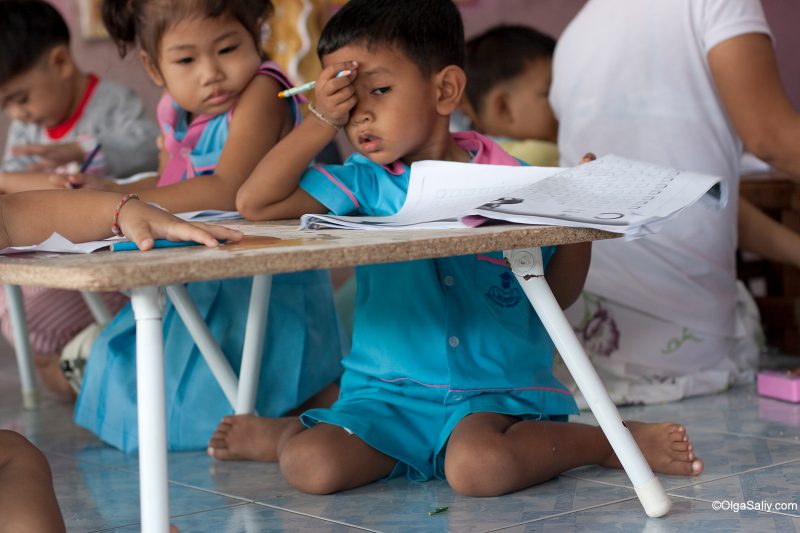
left=101, top=0, right=138, bottom=57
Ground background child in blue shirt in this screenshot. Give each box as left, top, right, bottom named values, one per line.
left=236, top=0, right=703, bottom=495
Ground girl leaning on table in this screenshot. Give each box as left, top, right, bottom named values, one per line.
left=55, top=0, right=343, bottom=453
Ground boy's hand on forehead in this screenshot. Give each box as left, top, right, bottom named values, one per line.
left=12, top=142, right=84, bottom=170
left=312, top=61, right=359, bottom=128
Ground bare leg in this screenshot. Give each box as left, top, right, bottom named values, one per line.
left=208, top=382, right=340, bottom=461
left=0, top=431, right=65, bottom=533
left=445, top=413, right=703, bottom=497
left=278, top=420, right=396, bottom=494
left=33, top=352, right=75, bottom=400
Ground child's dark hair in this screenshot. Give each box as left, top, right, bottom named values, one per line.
left=464, top=25, right=555, bottom=113
left=102, top=0, right=273, bottom=63
left=0, top=0, right=70, bottom=85
left=318, top=0, right=464, bottom=76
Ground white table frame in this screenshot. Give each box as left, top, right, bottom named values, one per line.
left=5, top=287, right=113, bottom=409
left=0, top=223, right=671, bottom=532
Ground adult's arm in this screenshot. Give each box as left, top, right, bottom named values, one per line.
left=738, top=196, right=800, bottom=269
left=709, top=33, right=800, bottom=177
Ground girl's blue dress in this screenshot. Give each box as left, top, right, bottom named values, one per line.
left=74, top=64, right=343, bottom=452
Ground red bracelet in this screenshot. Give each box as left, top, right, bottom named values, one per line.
left=111, top=193, right=140, bottom=237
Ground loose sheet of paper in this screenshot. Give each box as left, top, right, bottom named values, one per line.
left=176, top=210, right=242, bottom=222
left=0, top=233, right=123, bottom=255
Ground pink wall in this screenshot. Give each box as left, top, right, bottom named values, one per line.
left=762, top=0, right=800, bottom=110
left=2, top=0, right=799, bottom=153
left=461, top=0, right=584, bottom=38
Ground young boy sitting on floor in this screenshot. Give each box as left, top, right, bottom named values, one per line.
left=228, top=0, right=703, bottom=495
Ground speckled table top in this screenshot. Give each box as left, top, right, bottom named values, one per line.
left=0, top=220, right=617, bottom=291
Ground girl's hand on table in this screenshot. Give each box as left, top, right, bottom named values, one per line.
left=117, top=200, right=243, bottom=250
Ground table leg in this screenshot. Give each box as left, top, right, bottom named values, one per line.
left=80, top=291, right=113, bottom=326
left=236, top=275, right=272, bottom=414
left=505, top=248, right=671, bottom=518
left=165, top=284, right=239, bottom=407
left=130, top=286, right=170, bottom=533
left=4, top=285, right=38, bottom=410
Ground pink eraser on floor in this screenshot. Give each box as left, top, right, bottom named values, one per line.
left=757, top=369, right=800, bottom=403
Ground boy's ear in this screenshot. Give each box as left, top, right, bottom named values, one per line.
left=48, top=45, right=75, bottom=79
left=481, top=87, right=513, bottom=132
left=140, top=51, right=165, bottom=87
left=435, top=65, right=467, bottom=115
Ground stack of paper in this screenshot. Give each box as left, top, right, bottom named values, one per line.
left=300, top=155, right=724, bottom=240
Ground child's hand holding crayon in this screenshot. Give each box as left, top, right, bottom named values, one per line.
left=49, top=143, right=106, bottom=190
left=48, top=170, right=106, bottom=190
left=310, top=61, right=359, bottom=129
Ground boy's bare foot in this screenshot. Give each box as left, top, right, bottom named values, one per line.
left=34, top=353, right=76, bottom=401
left=208, top=383, right=340, bottom=461
left=601, top=421, right=703, bottom=476
left=207, top=415, right=295, bottom=462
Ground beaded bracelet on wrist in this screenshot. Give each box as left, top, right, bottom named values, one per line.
left=111, top=193, right=140, bottom=237
left=308, top=102, right=342, bottom=130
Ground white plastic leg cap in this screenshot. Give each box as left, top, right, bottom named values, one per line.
left=634, top=477, right=671, bottom=518
left=23, top=390, right=39, bottom=410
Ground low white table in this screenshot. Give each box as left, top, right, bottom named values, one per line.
left=0, top=220, right=671, bottom=531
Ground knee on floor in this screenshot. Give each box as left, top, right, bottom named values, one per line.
left=279, top=437, right=350, bottom=495
left=0, top=430, right=51, bottom=476
left=444, top=439, right=517, bottom=497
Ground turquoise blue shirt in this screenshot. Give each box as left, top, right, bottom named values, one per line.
left=300, top=132, right=577, bottom=415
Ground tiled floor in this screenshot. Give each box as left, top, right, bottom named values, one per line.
left=2, top=344, right=800, bottom=532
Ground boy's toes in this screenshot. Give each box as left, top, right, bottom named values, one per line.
left=674, top=450, right=694, bottom=463
left=670, top=441, right=691, bottom=452
left=208, top=446, right=238, bottom=460
left=667, top=424, right=687, bottom=440
left=208, top=428, right=230, bottom=445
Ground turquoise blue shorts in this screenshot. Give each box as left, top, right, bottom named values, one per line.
left=300, top=371, right=568, bottom=481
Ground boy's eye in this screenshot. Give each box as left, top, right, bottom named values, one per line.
left=371, top=86, right=391, bottom=95
left=175, top=57, right=194, bottom=65
left=2, top=94, right=28, bottom=109
left=219, top=45, right=239, bottom=55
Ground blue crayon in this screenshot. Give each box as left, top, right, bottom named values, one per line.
left=110, top=239, right=206, bottom=252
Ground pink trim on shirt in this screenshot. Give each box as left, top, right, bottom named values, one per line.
left=452, top=131, right=522, bottom=166
left=313, top=165, right=360, bottom=209
left=476, top=254, right=509, bottom=268
left=381, top=160, right=406, bottom=175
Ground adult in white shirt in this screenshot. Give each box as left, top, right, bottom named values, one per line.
left=550, top=0, right=800, bottom=406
